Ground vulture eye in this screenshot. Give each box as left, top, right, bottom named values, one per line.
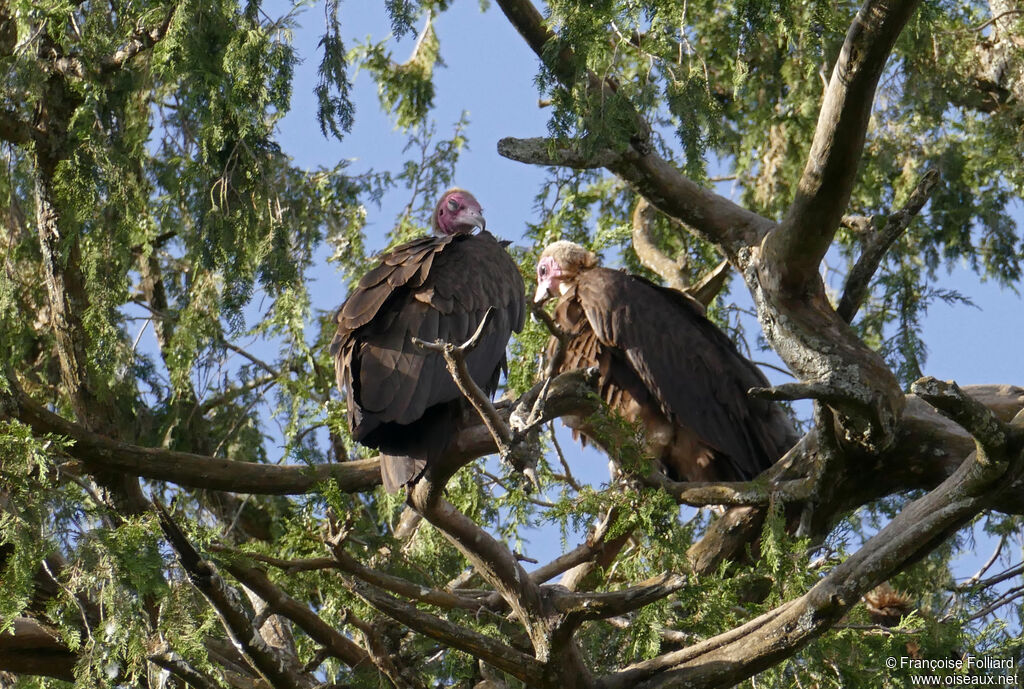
left=538, top=265, right=548, bottom=277
left=446, top=198, right=459, bottom=211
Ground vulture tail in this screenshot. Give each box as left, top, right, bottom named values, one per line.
left=369, top=401, right=460, bottom=493
left=380, top=454, right=426, bottom=494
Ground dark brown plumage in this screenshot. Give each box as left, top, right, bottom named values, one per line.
left=332, top=189, right=525, bottom=492
left=535, top=241, right=795, bottom=482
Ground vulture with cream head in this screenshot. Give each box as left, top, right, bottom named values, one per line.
left=535, top=240, right=795, bottom=482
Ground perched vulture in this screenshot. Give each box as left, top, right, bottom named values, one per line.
left=534, top=241, right=795, bottom=482
left=332, top=189, right=525, bottom=492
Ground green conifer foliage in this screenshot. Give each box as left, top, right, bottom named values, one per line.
left=1, top=1, right=1023, bottom=688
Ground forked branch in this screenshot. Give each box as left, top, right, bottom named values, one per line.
left=837, top=168, right=940, bottom=322
left=765, top=0, right=925, bottom=287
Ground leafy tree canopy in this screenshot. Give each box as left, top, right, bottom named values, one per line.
left=1, top=0, right=1023, bottom=687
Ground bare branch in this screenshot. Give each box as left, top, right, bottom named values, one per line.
left=0, top=377, right=380, bottom=493
left=631, top=197, right=687, bottom=292
left=148, top=645, right=221, bottom=689
left=414, top=307, right=514, bottom=457
left=551, top=573, right=687, bottom=623
left=323, top=536, right=492, bottom=612
left=527, top=507, right=625, bottom=585
left=494, top=0, right=777, bottom=254
left=603, top=427, right=1023, bottom=689
left=748, top=381, right=856, bottom=404
left=407, top=489, right=546, bottom=632
left=911, top=377, right=1012, bottom=466
left=0, top=619, right=77, bottom=682
left=339, top=575, right=546, bottom=686
left=219, top=560, right=372, bottom=671
left=837, top=168, right=940, bottom=322
left=642, top=473, right=814, bottom=508
left=765, top=0, right=924, bottom=288
left=688, top=260, right=731, bottom=308
left=497, top=136, right=619, bottom=169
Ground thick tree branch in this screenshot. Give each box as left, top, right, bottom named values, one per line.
left=643, top=473, right=814, bottom=508
left=837, top=168, right=940, bottom=322
left=911, top=377, right=1013, bottom=466
left=498, top=135, right=776, bottom=256
left=407, top=488, right=548, bottom=643
left=551, top=573, right=687, bottom=623
left=0, top=376, right=379, bottom=493
left=1, top=367, right=599, bottom=497
left=600, top=408, right=1024, bottom=689
left=765, top=0, right=924, bottom=288
left=0, top=619, right=77, bottom=682
left=493, top=0, right=777, bottom=254
left=497, top=136, right=619, bottom=169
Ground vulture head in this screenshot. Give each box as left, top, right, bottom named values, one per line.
left=432, top=188, right=486, bottom=236
left=534, top=240, right=598, bottom=303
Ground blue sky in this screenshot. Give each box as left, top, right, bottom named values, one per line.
left=266, top=2, right=1023, bottom=575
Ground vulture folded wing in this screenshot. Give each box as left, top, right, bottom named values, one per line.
left=422, top=231, right=527, bottom=403
left=334, top=231, right=525, bottom=445
left=577, top=269, right=784, bottom=479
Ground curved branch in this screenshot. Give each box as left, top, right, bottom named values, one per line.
left=340, top=575, right=546, bottom=686
left=493, top=1, right=777, bottom=255
left=765, top=0, right=924, bottom=288
left=631, top=198, right=687, bottom=292
left=497, top=136, right=619, bottom=169
left=602, top=407, right=1024, bottom=689
left=155, top=501, right=313, bottom=689
left=220, top=560, right=372, bottom=671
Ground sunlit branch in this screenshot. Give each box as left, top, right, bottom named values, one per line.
left=631, top=197, right=688, bottom=292
left=766, top=0, right=925, bottom=288
left=643, top=473, right=814, bottom=507
left=911, top=377, right=1013, bottom=467
left=413, top=307, right=519, bottom=465
left=148, top=646, right=221, bottom=689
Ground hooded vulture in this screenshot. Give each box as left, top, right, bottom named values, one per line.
left=534, top=241, right=795, bottom=482
left=332, top=189, right=525, bottom=492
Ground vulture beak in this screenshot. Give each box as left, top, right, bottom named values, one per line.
left=533, top=282, right=550, bottom=304
left=460, top=207, right=486, bottom=232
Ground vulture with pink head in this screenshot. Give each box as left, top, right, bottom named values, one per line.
left=535, top=241, right=795, bottom=482
left=332, top=189, right=525, bottom=492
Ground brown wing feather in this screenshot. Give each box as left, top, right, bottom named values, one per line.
left=332, top=231, right=525, bottom=484
left=553, top=268, right=794, bottom=480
